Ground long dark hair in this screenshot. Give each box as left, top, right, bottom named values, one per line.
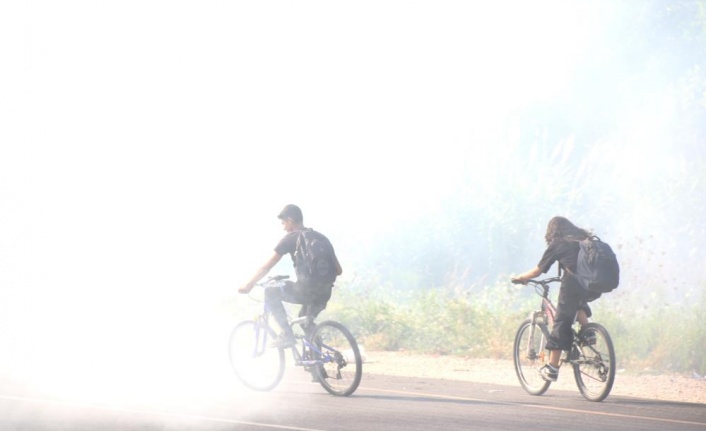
left=544, top=216, right=592, bottom=245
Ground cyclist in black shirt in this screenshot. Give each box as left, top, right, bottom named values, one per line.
left=511, top=216, right=601, bottom=382
left=238, top=204, right=342, bottom=348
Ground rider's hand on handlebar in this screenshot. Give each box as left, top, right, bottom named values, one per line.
left=511, top=277, right=527, bottom=285
left=238, top=282, right=254, bottom=294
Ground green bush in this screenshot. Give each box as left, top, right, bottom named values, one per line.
left=598, top=286, right=706, bottom=375
left=323, top=279, right=706, bottom=375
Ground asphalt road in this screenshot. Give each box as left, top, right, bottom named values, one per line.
left=1, top=366, right=704, bottom=431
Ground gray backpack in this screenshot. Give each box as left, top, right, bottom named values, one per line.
left=293, top=228, right=337, bottom=286
left=572, top=236, right=620, bottom=293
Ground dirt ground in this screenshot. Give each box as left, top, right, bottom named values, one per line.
left=362, top=350, right=706, bottom=405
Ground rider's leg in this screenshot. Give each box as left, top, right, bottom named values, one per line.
left=297, top=305, right=317, bottom=338
left=297, top=285, right=332, bottom=336
left=299, top=301, right=326, bottom=319
left=539, top=349, right=562, bottom=382
left=577, top=308, right=589, bottom=326
left=548, top=349, right=562, bottom=368
left=264, top=281, right=304, bottom=339
left=577, top=300, right=599, bottom=345
left=546, top=283, right=583, bottom=368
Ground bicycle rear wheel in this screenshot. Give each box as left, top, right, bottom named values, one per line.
left=573, top=322, right=616, bottom=402
left=513, top=319, right=552, bottom=395
left=229, top=320, right=285, bottom=391
left=310, top=320, right=362, bottom=396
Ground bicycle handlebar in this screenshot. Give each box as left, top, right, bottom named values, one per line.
left=244, top=275, right=290, bottom=301
left=267, top=275, right=290, bottom=282
left=253, top=274, right=290, bottom=288
left=512, top=277, right=561, bottom=287
left=512, top=277, right=562, bottom=299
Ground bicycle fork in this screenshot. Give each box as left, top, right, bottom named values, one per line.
left=526, top=311, right=552, bottom=362
left=251, top=318, right=271, bottom=358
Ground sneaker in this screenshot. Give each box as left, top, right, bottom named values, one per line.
left=539, top=364, right=558, bottom=382
left=310, top=371, right=320, bottom=383
left=269, top=334, right=296, bottom=349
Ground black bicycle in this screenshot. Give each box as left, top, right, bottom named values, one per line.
left=512, top=277, right=616, bottom=402
left=229, top=275, right=363, bottom=396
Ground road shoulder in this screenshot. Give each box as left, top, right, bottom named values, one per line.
left=362, top=350, right=706, bottom=405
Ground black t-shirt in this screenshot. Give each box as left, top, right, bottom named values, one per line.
left=274, top=230, right=300, bottom=259
left=274, top=229, right=337, bottom=292
left=537, top=239, right=580, bottom=286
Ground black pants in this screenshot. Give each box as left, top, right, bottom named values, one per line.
left=264, top=280, right=332, bottom=336
left=546, top=281, right=600, bottom=351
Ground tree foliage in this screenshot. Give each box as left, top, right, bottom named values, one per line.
left=352, top=0, right=706, bottom=297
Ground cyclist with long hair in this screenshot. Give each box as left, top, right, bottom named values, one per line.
left=511, top=216, right=602, bottom=382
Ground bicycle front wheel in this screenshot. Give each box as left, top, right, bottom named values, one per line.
left=573, top=322, right=616, bottom=402
left=310, top=320, right=362, bottom=396
left=513, top=318, right=552, bottom=396
left=229, top=320, right=285, bottom=391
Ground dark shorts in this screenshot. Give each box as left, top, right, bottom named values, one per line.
left=546, top=281, right=601, bottom=351
left=265, top=280, right=333, bottom=318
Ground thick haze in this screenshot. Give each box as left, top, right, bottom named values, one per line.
left=1, top=0, right=705, bottom=397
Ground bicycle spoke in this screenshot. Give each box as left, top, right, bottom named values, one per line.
left=311, top=321, right=362, bottom=396
left=573, top=323, right=615, bottom=401
left=229, top=320, right=285, bottom=391
left=514, top=319, right=551, bottom=396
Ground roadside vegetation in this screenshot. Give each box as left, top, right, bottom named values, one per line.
left=315, top=1, right=706, bottom=377
left=322, top=279, right=706, bottom=376
left=229, top=0, right=706, bottom=378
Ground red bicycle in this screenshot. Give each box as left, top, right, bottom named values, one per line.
left=513, top=277, right=616, bottom=402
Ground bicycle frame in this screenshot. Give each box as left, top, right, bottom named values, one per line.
left=529, top=280, right=598, bottom=365
left=232, top=275, right=363, bottom=396
left=525, top=278, right=560, bottom=351
left=514, top=276, right=616, bottom=401
left=249, top=312, right=274, bottom=358
left=288, top=315, right=332, bottom=369
left=247, top=289, right=332, bottom=371
left=522, top=277, right=589, bottom=366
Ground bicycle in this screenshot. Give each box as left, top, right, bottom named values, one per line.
left=512, top=277, right=616, bottom=402
left=229, top=275, right=363, bottom=396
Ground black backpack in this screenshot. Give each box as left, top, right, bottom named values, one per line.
left=293, top=228, right=337, bottom=286
left=571, top=236, right=620, bottom=293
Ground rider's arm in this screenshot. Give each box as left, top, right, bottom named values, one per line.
left=512, top=266, right=542, bottom=284
left=238, top=252, right=283, bottom=293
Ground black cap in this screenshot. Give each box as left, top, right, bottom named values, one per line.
left=277, top=204, right=303, bottom=223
